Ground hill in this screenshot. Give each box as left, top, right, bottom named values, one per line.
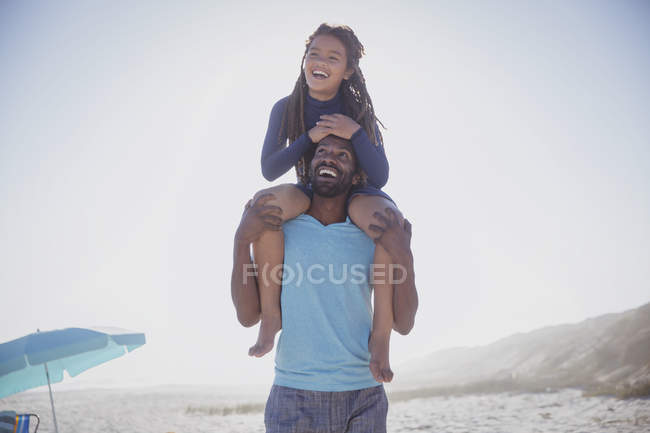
left=393, top=302, right=650, bottom=398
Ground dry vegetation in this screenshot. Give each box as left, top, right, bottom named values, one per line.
left=185, top=403, right=265, bottom=416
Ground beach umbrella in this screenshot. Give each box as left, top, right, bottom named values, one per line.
left=0, top=327, right=146, bottom=433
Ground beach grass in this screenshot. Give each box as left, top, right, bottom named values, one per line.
left=185, top=402, right=265, bottom=416
left=182, top=379, right=650, bottom=418
left=583, top=381, right=650, bottom=399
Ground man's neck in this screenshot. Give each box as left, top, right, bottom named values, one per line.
left=306, top=193, right=348, bottom=226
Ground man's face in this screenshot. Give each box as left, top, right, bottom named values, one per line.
left=309, top=135, right=358, bottom=198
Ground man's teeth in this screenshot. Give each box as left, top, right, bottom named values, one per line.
left=319, top=167, right=337, bottom=178
left=313, top=70, right=329, bottom=78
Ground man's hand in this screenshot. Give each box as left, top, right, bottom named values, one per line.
left=316, top=114, right=361, bottom=140
left=235, top=193, right=283, bottom=245
left=368, top=208, right=413, bottom=263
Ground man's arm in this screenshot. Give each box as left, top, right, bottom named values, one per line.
left=390, top=240, right=417, bottom=335
left=231, top=194, right=282, bottom=327
left=370, top=209, right=418, bottom=335
left=231, top=236, right=261, bottom=327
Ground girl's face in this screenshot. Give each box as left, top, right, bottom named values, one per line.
left=304, top=34, right=354, bottom=101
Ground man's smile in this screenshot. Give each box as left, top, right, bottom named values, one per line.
left=317, top=166, right=338, bottom=178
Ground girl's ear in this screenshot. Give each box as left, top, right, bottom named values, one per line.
left=343, top=67, right=355, bottom=80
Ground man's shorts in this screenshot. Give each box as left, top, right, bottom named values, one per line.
left=264, top=384, right=388, bottom=433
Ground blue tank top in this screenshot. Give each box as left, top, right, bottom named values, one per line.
left=273, top=214, right=380, bottom=391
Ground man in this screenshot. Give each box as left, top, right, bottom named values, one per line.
left=231, top=135, right=418, bottom=432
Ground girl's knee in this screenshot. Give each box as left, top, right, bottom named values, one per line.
left=253, top=184, right=310, bottom=221
left=348, top=195, right=403, bottom=234
left=254, top=184, right=293, bottom=202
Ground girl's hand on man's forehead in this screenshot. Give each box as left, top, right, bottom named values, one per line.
left=316, top=114, right=361, bottom=140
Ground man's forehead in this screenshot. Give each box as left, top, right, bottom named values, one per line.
left=316, top=136, right=354, bottom=153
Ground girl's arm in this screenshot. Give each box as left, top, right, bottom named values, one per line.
left=349, top=124, right=389, bottom=188
left=261, top=97, right=313, bottom=181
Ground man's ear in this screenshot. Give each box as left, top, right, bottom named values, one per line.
left=351, top=172, right=361, bottom=185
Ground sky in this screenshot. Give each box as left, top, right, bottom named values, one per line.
left=1, top=0, right=649, bottom=391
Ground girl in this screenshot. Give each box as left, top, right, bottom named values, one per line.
left=249, top=23, right=402, bottom=383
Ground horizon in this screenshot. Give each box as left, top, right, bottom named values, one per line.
left=1, top=0, right=649, bottom=390
left=5, top=297, right=647, bottom=394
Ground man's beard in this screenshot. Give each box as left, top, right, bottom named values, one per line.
left=310, top=168, right=353, bottom=198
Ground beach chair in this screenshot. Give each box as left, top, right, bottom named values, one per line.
left=0, top=411, right=40, bottom=433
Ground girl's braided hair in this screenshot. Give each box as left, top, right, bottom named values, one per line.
left=280, top=23, right=384, bottom=185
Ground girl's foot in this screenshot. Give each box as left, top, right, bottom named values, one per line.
left=248, top=314, right=282, bottom=357
left=368, top=333, right=393, bottom=383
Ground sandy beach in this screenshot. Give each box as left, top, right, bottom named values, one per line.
left=2, top=386, right=649, bottom=433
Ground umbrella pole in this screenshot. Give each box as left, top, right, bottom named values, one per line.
left=44, top=362, right=60, bottom=433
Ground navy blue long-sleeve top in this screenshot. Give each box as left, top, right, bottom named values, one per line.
left=260, top=90, right=389, bottom=188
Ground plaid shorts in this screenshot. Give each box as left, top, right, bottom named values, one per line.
left=264, top=385, right=388, bottom=433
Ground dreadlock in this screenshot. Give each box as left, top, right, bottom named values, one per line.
left=279, top=23, right=384, bottom=185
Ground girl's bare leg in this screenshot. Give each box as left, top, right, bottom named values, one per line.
left=369, top=244, right=394, bottom=382
left=248, top=184, right=310, bottom=357
left=349, top=194, right=403, bottom=382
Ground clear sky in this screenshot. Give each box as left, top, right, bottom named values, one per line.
left=1, top=0, right=649, bottom=390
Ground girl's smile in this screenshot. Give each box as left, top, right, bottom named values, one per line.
left=304, top=34, right=354, bottom=101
